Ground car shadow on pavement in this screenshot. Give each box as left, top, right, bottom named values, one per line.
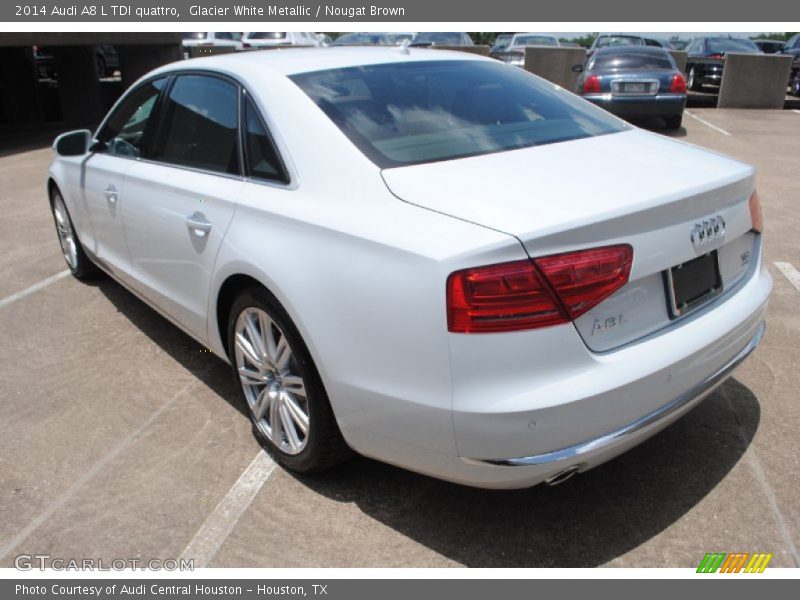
left=294, top=378, right=759, bottom=567
left=91, top=275, right=759, bottom=568
left=92, top=277, right=248, bottom=419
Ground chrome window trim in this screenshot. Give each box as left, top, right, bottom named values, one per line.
left=88, top=67, right=299, bottom=191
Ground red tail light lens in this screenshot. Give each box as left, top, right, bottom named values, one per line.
left=670, top=73, right=687, bottom=93
left=709, top=53, right=725, bottom=59
left=533, top=245, right=633, bottom=320
left=447, top=260, right=567, bottom=333
left=447, top=245, right=633, bottom=333
left=583, top=75, right=601, bottom=94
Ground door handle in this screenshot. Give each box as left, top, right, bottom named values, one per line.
left=105, top=184, right=118, bottom=204
left=186, top=211, right=212, bottom=238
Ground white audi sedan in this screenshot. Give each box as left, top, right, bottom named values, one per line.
left=47, top=48, right=771, bottom=488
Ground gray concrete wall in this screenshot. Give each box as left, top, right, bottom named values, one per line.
left=524, top=47, right=587, bottom=91
left=669, top=50, right=687, bottom=73
left=718, top=53, right=793, bottom=109
left=118, top=44, right=183, bottom=89
left=430, top=45, right=490, bottom=56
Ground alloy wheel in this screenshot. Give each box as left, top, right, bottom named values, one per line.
left=53, top=194, right=79, bottom=271
left=234, top=307, right=310, bottom=455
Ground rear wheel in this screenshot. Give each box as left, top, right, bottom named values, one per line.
left=227, top=286, right=350, bottom=473
left=50, top=189, right=98, bottom=280
left=664, top=115, right=683, bottom=130
left=687, top=67, right=701, bottom=92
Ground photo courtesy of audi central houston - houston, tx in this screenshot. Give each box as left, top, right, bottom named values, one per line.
left=47, top=47, right=771, bottom=489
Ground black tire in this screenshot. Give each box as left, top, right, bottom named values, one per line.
left=227, top=285, right=350, bottom=473
left=665, top=115, right=683, bottom=130
left=49, top=187, right=100, bottom=280
left=687, top=66, right=701, bottom=92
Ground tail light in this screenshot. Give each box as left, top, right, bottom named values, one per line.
left=242, top=42, right=251, bottom=48
left=709, top=53, right=725, bottom=59
left=583, top=75, right=601, bottom=94
left=447, top=245, right=633, bottom=333
left=749, top=191, right=763, bottom=233
left=669, top=73, right=687, bottom=93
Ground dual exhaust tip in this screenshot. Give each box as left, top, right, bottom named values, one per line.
left=544, top=465, right=581, bottom=486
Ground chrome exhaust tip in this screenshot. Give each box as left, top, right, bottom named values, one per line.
left=544, top=465, right=580, bottom=486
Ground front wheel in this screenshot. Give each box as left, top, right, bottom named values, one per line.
left=227, top=286, right=350, bottom=473
left=50, top=189, right=98, bottom=280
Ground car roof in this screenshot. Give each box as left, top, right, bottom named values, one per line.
left=157, top=46, right=489, bottom=77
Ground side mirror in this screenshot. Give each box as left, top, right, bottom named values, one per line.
left=53, top=129, right=92, bottom=157
left=571, top=64, right=584, bottom=73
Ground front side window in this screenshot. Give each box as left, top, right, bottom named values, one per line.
left=243, top=96, right=288, bottom=183
left=151, top=75, right=240, bottom=175
left=97, top=78, right=165, bottom=158
left=291, top=60, right=628, bottom=168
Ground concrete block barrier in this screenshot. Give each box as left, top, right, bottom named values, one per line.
left=523, top=47, right=587, bottom=91
left=718, top=53, right=793, bottom=108
left=669, top=50, right=687, bottom=73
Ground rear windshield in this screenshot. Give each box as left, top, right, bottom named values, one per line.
left=413, top=32, right=466, bottom=44
left=513, top=36, right=557, bottom=47
left=248, top=32, right=287, bottom=40
left=707, top=38, right=759, bottom=53
left=591, top=51, right=674, bottom=70
left=291, top=60, right=627, bottom=168
left=597, top=36, right=645, bottom=48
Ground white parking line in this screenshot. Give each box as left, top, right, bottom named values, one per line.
left=0, top=270, right=70, bottom=310
left=180, top=451, right=277, bottom=567
left=774, top=262, right=800, bottom=292
left=0, top=378, right=200, bottom=562
left=684, top=110, right=732, bottom=136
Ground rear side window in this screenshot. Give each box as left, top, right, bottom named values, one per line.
left=243, top=96, right=288, bottom=183
left=152, top=75, right=240, bottom=175
left=591, top=51, right=674, bottom=70
left=291, top=60, right=627, bottom=168
left=97, top=78, right=165, bottom=158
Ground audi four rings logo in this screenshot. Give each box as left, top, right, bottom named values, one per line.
left=691, top=216, right=726, bottom=248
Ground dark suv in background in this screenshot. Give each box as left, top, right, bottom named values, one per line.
left=684, top=36, right=761, bottom=91
left=782, top=33, right=800, bottom=95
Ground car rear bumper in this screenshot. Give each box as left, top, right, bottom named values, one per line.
left=442, top=260, right=771, bottom=489
left=584, top=93, right=687, bottom=117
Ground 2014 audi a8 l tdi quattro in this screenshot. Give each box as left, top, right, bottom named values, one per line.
left=48, top=48, right=771, bottom=488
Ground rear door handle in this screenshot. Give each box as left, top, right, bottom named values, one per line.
left=185, top=211, right=212, bottom=238
left=105, top=184, right=118, bottom=204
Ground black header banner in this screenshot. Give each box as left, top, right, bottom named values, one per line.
left=2, top=0, right=799, bottom=22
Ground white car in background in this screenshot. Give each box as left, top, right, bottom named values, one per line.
left=47, top=49, right=771, bottom=489
left=181, top=32, right=244, bottom=54
left=495, top=33, right=562, bottom=66
left=243, top=32, right=322, bottom=48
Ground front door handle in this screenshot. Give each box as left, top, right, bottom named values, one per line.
left=105, top=184, right=118, bottom=204
left=186, top=211, right=212, bottom=238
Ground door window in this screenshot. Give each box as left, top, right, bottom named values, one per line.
left=243, top=96, right=288, bottom=183
left=152, top=75, right=240, bottom=175
left=97, top=77, right=165, bottom=158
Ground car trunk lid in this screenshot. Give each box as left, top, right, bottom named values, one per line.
left=381, top=128, right=757, bottom=351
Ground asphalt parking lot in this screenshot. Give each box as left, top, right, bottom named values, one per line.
left=1, top=108, right=799, bottom=569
